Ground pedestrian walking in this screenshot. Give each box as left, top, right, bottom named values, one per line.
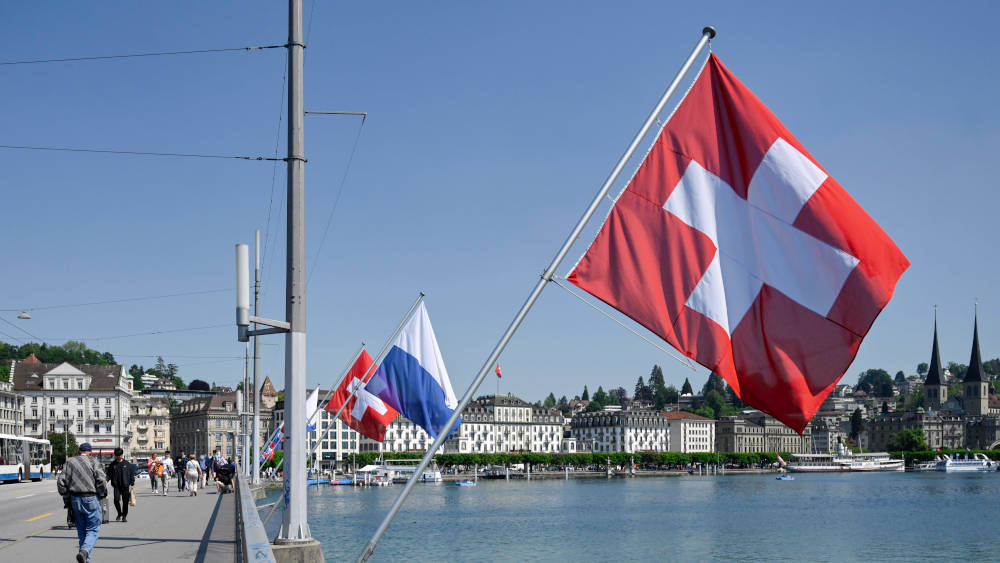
left=147, top=454, right=158, bottom=492
left=161, top=450, right=174, bottom=494
left=57, top=443, right=107, bottom=563
left=176, top=450, right=187, bottom=492
left=185, top=454, right=202, bottom=496
left=152, top=456, right=168, bottom=496
left=199, top=454, right=208, bottom=488
left=105, top=447, right=135, bottom=522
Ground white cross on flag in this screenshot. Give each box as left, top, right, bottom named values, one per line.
left=568, top=54, right=908, bottom=432
left=325, top=349, right=399, bottom=442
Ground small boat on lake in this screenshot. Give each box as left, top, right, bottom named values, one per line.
left=455, top=480, right=477, bottom=487
left=932, top=453, right=995, bottom=472
left=776, top=474, right=794, bottom=480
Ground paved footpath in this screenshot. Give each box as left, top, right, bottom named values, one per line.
left=0, top=478, right=235, bottom=562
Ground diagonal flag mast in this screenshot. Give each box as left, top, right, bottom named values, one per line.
left=356, top=26, right=717, bottom=562
left=268, top=291, right=425, bottom=474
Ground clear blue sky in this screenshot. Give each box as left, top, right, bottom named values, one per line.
left=1, top=1, right=997, bottom=402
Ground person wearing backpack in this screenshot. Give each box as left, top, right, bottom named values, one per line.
left=57, top=443, right=107, bottom=563
left=105, top=447, right=135, bottom=522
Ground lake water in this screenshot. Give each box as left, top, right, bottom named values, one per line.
left=261, top=472, right=1000, bottom=562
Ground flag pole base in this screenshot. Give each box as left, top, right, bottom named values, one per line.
left=272, top=538, right=325, bottom=563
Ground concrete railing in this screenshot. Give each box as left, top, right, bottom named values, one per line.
left=234, top=466, right=277, bottom=563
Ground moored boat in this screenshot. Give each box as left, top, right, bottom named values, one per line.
left=786, top=450, right=904, bottom=472
left=932, top=453, right=995, bottom=472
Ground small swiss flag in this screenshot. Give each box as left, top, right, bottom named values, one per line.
left=568, top=54, right=908, bottom=433
left=325, top=349, right=399, bottom=442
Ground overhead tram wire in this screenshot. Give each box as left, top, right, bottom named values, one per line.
left=306, top=112, right=368, bottom=286
left=0, top=144, right=281, bottom=161
left=0, top=316, right=47, bottom=344
left=259, top=57, right=289, bottom=301
left=52, top=323, right=231, bottom=343
left=0, top=287, right=232, bottom=312
left=0, top=44, right=286, bottom=66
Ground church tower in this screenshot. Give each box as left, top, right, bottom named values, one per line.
left=925, top=312, right=948, bottom=410
left=962, top=311, right=989, bottom=417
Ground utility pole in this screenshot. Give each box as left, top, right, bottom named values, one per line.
left=252, top=229, right=261, bottom=484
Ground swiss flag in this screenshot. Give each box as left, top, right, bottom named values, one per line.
left=568, top=54, right=908, bottom=433
left=325, top=349, right=399, bottom=442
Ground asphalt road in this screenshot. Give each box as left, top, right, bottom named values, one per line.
left=0, top=478, right=66, bottom=550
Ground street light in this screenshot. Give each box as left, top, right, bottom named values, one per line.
left=17, top=311, right=31, bottom=320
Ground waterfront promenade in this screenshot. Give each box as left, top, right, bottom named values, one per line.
left=0, top=479, right=235, bottom=562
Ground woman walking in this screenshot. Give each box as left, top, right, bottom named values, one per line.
left=185, top=454, right=202, bottom=496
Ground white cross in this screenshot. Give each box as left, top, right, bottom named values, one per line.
left=348, top=377, right=389, bottom=421
left=663, top=137, right=860, bottom=335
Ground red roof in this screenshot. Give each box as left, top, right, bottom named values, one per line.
left=659, top=411, right=713, bottom=421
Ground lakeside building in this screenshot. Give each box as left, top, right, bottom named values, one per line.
left=171, top=391, right=272, bottom=459
left=866, top=410, right=966, bottom=451
left=809, top=416, right=847, bottom=454
left=127, top=394, right=171, bottom=463
left=12, top=358, right=133, bottom=457
left=660, top=411, right=715, bottom=453
left=0, top=379, right=25, bottom=436
left=139, top=372, right=158, bottom=388
left=570, top=406, right=670, bottom=453
left=359, top=416, right=430, bottom=455
left=714, top=410, right=813, bottom=453
left=445, top=394, right=568, bottom=454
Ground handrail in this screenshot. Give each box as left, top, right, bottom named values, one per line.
left=234, top=463, right=277, bottom=563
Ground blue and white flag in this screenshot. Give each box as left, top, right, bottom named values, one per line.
left=305, top=387, right=320, bottom=433
left=368, top=302, right=460, bottom=438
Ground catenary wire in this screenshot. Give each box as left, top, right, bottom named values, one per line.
left=0, top=315, right=47, bottom=343
left=0, top=288, right=231, bottom=312
left=0, top=144, right=281, bottom=161
left=0, top=44, right=286, bottom=66
left=306, top=114, right=367, bottom=286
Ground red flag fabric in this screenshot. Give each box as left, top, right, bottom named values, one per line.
left=495, top=364, right=502, bottom=379
left=568, top=54, right=908, bottom=433
left=325, top=350, right=399, bottom=442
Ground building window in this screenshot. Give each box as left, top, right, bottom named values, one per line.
left=105, top=410, right=112, bottom=419
left=32, top=408, right=38, bottom=417
left=63, top=409, right=69, bottom=417
left=49, top=423, right=55, bottom=432
left=106, top=424, right=112, bottom=433
left=216, top=420, right=221, bottom=428
left=63, top=379, right=69, bottom=389
left=94, top=424, right=100, bottom=433
left=63, top=397, right=69, bottom=404
left=77, top=398, right=83, bottom=404
left=77, top=424, right=83, bottom=432
left=49, top=409, right=55, bottom=417
left=156, top=442, right=163, bottom=449
left=32, top=423, right=39, bottom=432
left=49, top=397, right=55, bottom=404
left=216, top=433, right=222, bottom=440
left=226, top=446, right=233, bottom=455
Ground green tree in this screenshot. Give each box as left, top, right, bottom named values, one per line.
left=894, top=371, right=906, bottom=384
left=0, top=364, right=9, bottom=382
left=694, top=406, right=715, bottom=419
left=887, top=429, right=928, bottom=451
left=581, top=386, right=589, bottom=401
left=858, top=369, right=894, bottom=397
left=660, top=385, right=680, bottom=406
left=592, top=386, right=609, bottom=406
left=701, top=372, right=726, bottom=396
left=634, top=376, right=649, bottom=402
left=704, top=390, right=726, bottom=419
left=649, top=365, right=665, bottom=388
left=983, top=358, right=999, bottom=376
left=610, top=387, right=627, bottom=404
left=49, top=431, right=78, bottom=467
left=681, top=378, right=693, bottom=395
left=543, top=393, right=556, bottom=408
left=917, top=362, right=929, bottom=376
left=947, top=362, right=968, bottom=381
left=131, top=373, right=145, bottom=391
left=850, top=408, right=865, bottom=440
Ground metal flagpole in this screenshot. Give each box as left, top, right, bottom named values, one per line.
left=252, top=229, right=262, bottom=484
left=356, top=26, right=716, bottom=562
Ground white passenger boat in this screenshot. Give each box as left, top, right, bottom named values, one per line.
left=786, top=451, right=904, bottom=472
left=932, top=453, right=995, bottom=472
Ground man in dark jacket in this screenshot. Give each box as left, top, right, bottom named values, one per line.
left=105, top=447, right=135, bottom=522
left=57, top=442, right=107, bottom=563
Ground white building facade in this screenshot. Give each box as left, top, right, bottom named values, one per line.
left=570, top=407, right=670, bottom=453
left=445, top=395, right=566, bottom=454
left=12, top=359, right=133, bottom=457
left=661, top=411, right=716, bottom=453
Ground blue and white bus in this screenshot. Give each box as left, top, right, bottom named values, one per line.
left=0, top=434, right=52, bottom=482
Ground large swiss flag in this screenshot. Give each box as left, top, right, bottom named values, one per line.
left=325, top=349, right=399, bottom=442
left=568, top=54, right=908, bottom=433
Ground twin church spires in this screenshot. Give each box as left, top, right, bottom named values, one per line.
left=924, top=307, right=989, bottom=416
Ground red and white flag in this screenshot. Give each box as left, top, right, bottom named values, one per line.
left=325, top=349, right=399, bottom=442
left=568, top=55, right=908, bottom=433
left=495, top=364, right=502, bottom=379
